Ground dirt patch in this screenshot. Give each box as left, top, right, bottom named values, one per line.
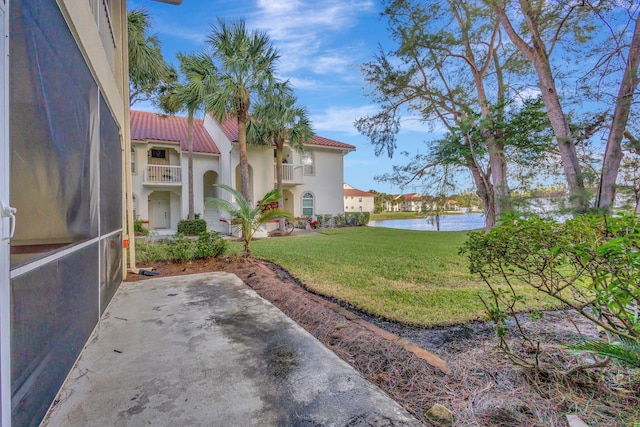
left=126, top=257, right=639, bottom=426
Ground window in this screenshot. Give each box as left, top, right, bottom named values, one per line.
left=301, top=151, right=314, bottom=175
left=151, top=149, right=166, bottom=159
left=359, top=197, right=362, bottom=202
left=132, top=194, right=138, bottom=219
left=302, top=192, right=314, bottom=216
left=131, top=147, right=136, bottom=173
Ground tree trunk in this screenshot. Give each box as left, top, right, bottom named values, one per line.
left=476, top=80, right=510, bottom=219
left=468, top=160, right=495, bottom=230
left=537, top=67, right=587, bottom=211
left=492, top=2, right=588, bottom=212
left=238, top=115, right=251, bottom=204
left=487, top=139, right=510, bottom=217
left=596, top=15, right=640, bottom=213
left=187, top=113, right=194, bottom=220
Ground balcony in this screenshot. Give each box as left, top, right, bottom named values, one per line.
left=144, top=165, right=182, bottom=186
left=274, top=163, right=304, bottom=186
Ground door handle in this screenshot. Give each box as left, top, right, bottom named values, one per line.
left=1, top=200, right=16, bottom=240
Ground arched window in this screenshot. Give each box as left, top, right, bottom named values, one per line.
left=302, top=192, right=314, bottom=216
left=301, top=151, right=314, bottom=175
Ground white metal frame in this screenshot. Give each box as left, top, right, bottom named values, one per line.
left=1, top=1, right=11, bottom=425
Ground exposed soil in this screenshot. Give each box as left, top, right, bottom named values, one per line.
left=126, top=257, right=640, bottom=426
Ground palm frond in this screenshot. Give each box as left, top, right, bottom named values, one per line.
left=568, top=339, right=640, bottom=368
left=204, top=196, right=236, bottom=214
left=258, top=208, right=293, bottom=223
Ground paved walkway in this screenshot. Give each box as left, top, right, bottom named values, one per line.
left=41, top=272, right=423, bottom=427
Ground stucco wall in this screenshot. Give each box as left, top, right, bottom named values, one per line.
left=131, top=116, right=351, bottom=228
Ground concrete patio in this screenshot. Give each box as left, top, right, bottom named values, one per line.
left=40, top=272, right=423, bottom=426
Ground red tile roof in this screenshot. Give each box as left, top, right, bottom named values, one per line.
left=130, top=110, right=220, bottom=155
left=218, top=116, right=355, bottom=151
left=344, top=188, right=375, bottom=197
left=310, top=135, right=356, bottom=151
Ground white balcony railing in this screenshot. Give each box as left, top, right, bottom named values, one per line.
left=144, top=165, right=182, bottom=185
left=274, top=163, right=304, bottom=185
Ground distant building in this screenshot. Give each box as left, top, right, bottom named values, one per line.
left=131, top=111, right=356, bottom=233
left=383, top=193, right=435, bottom=212
left=343, top=184, right=375, bottom=213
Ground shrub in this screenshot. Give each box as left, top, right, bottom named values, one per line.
left=134, top=219, right=149, bottom=236
left=195, top=231, right=227, bottom=259
left=168, top=233, right=194, bottom=262
left=461, top=213, right=640, bottom=370
left=345, top=212, right=369, bottom=226
left=135, top=238, right=170, bottom=264
left=177, top=218, right=207, bottom=235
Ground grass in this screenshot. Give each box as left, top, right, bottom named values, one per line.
left=235, top=227, right=561, bottom=327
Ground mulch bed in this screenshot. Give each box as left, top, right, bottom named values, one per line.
left=126, top=257, right=640, bottom=426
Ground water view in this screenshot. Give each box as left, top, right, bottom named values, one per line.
left=369, top=213, right=485, bottom=231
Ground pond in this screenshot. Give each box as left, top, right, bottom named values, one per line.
left=369, top=213, right=485, bottom=231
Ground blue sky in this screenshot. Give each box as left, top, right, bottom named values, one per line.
left=130, top=0, right=437, bottom=194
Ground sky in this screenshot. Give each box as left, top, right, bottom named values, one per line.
left=129, top=0, right=441, bottom=195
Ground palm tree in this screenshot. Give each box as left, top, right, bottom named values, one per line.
left=206, top=184, right=291, bottom=256
left=159, top=52, right=217, bottom=219
left=251, top=80, right=314, bottom=233
left=127, top=8, right=175, bottom=106
left=205, top=19, right=280, bottom=204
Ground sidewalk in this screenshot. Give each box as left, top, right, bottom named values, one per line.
left=41, top=272, right=423, bottom=427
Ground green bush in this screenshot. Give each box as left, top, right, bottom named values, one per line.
left=194, top=231, right=227, bottom=259
left=177, top=218, right=207, bottom=235
left=461, top=213, right=640, bottom=370
left=345, top=212, right=369, bottom=226
left=134, top=219, right=149, bottom=236
left=135, top=238, right=170, bottom=264
left=135, top=231, right=227, bottom=264
left=168, top=233, right=194, bottom=262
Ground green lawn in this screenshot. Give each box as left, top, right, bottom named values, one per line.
left=233, top=227, right=560, bottom=327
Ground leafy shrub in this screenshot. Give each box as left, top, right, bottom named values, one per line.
left=194, top=231, right=227, bottom=259
left=168, top=233, right=194, bottom=262
left=135, top=238, right=170, bottom=264
left=349, top=212, right=370, bottom=226
left=461, top=213, right=640, bottom=370
left=135, top=232, right=228, bottom=264
left=134, top=219, right=149, bottom=236
left=177, top=218, right=207, bottom=235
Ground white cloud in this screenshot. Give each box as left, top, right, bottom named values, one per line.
left=515, top=87, right=541, bottom=103
left=310, top=105, right=378, bottom=134
left=248, top=0, right=375, bottom=77
left=283, top=76, right=319, bottom=90
left=310, top=105, right=448, bottom=137
left=399, top=116, right=447, bottom=135
left=311, top=54, right=351, bottom=75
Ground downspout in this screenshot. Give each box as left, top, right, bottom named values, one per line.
left=121, top=0, right=138, bottom=275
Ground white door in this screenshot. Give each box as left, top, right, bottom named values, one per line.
left=149, top=199, right=169, bottom=229
left=0, top=2, right=12, bottom=426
